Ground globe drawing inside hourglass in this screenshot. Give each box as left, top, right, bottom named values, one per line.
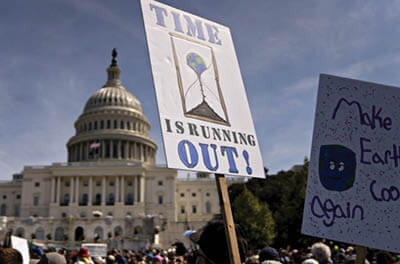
left=185, top=52, right=226, bottom=123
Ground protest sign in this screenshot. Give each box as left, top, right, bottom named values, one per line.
left=81, top=243, right=107, bottom=257
left=140, top=0, right=264, bottom=178
left=302, top=74, right=400, bottom=252
left=11, top=236, right=29, bottom=264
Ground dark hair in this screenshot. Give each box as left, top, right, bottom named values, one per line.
left=192, top=220, right=248, bottom=264
left=0, top=247, right=23, bottom=264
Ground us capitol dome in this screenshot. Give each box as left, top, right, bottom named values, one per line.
left=67, top=49, right=156, bottom=164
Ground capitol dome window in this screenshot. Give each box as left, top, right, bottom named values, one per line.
left=126, top=193, right=133, bottom=205
left=16, top=227, right=25, bottom=238
left=95, top=194, right=101, bottom=205
left=206, top=201, right=212, bottom=214
left=114, top=226, right=123, bottom=237
left=33, top=196, right=39, bottom=206
left=94, top=121, right=97, bottom=130
left=94, top=226, right=104, bottom=240
left=81, top=194, right=88, bottom=206
left=113, top=144, right=118, bottom=158
left=35, top=227, right=45, bottom=240
left=88, top=122, right=92, bottom=131
left=100, top=120, right=104, bottom=129
left=63, top=194, right=70, bottom=206
left=127, top=122, right=131, bottom=130
left=107, top=120, right=111, bottom=129
left=121, top=120, right=124, bottom=129
left=108, top=193, right=115, bottom=205
left=114, top=120, right=118, bottom=129
left=84, top=123, right=87, bottom=131
left=0, top=204, right=6, bottom=216
left=158, top=195, right=163, bottom=205
left=55, top=227, right=64, bottom=241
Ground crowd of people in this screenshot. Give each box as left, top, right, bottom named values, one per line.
left=0, top=220, right=398, bottom=263
left=0, top=240, right=399, bottom=264
left=0, top=242, right=399, bottom=264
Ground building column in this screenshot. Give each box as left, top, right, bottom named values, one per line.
left=140, top=144, right=144, bottom=161
left=75, top=177, right=80, bottom=205
left=70, top=177, right=74, bottom=204
left=135, top=175, right=139, bottom=203
left=121, top=176, right=125, bottom=204
left=102, top=176, right=106, bottom=205
left=88, top=176, right=93, bottom=206
left=56, top=177, right=61, bottom=204
left=140, top=175, right=145, bottom=203
left=51, top=177, right=55, bottom=203
left=116, top=176, right=120, bottom=203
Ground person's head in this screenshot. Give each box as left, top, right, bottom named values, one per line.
left=311, top=243, right=331, bottom=264
left=78, top=247, right=90, bottom=258
left=376, top=251, right=393, bottom=264
left=39, top=252, right=67, bottom=264
left=303, top=259, right=319, bottom=264
left=259, top=247, right=279, bottom=262
left=190, top=220, right=248, bottom=264
left=0, top=247, right=23, bottom=264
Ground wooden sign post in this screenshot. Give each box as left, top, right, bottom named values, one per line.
left=355, top=246, right=367, bottom=264
left=216, top=174, right=241, bottom=264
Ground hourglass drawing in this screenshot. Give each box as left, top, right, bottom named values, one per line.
left=170, top=33, right=230, bottom=126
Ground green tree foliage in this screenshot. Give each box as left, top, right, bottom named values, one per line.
left=230, top=158, right=317, bottom=249
left=232, top=186, right=276, bottom=249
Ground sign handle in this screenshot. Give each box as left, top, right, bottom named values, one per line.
left=355, top=246, right=367, bottom=264
left=215, top=173, right=241, bottom=264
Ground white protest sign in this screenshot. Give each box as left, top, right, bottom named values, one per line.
left=140, top=0, right=264, bottom=178
left=11, top=235, right=29, bottom=264
left=82, top=243, right=108, bottom=257
left=302, top=74, right=400, bottom=252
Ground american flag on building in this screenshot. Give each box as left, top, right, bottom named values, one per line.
left=90, top=141, right=101, bottom=149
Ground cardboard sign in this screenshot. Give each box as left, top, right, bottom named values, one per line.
left=302, top=74, right=400, bottom=252
left=11, top=236, right=29, bottom=264
left=81, top=243, right=108, bottom=257
left=140, top=0, right=264, bottom=178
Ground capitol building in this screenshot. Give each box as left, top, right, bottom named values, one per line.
left=0, top=51, right=242, bottom=249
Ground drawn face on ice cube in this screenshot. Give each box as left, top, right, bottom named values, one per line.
left=319, top=145, right=356, bottom=191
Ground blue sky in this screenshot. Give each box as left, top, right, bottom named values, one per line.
left=1, top=0, right=400, bottom=180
